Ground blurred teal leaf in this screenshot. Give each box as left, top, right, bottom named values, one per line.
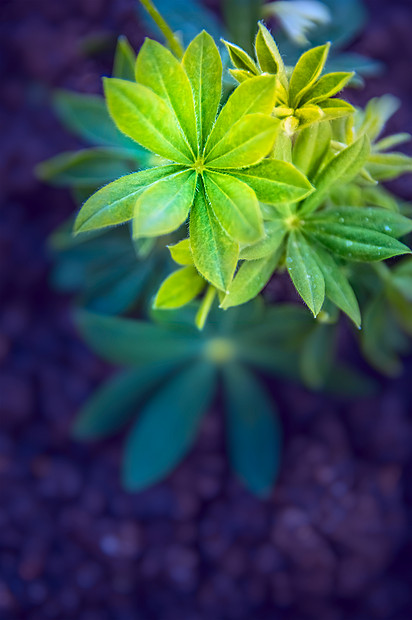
left=113, top=35, right=136, bottom=81
left=223, top=363, right=281, bottom=496
left=122, top=361, right=217, bottom=490
left=72, top=363, right=175, bottom=439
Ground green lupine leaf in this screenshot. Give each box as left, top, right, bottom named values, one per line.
left=286, top=231, right=325, bottom=316
left=392, top=257, right=412, bottom=301
left=203, top=171, right=263, bottom=243
left=386, top=285, right=412, bottom=335
left=135, top=39, right=198, bottom=154
left=299, top=134, right=370, bottom=216
left=231, top=158, right=314, bottom=205
left=229, top=69, right=255, bottom=83
left=240, top=220, right=287, bottom=260
left=74, top=165, right=180, bottom=233
left=317, top=98, right=354, bottom=120
left=221, top=247, right=281, bottom=308
left=305, top=222, right=411, bottom=261
left=255, top=22, right=287, bottom=86
left=204, top=75, right=277, bottom=155
left=122, top=361, right=216, bottom=491
left=154, top=266, right=205, bottom=309
left=190, top=184, right=239, bottom=291
left=288, top=43, right=330, bottom=107
left=223, top=363, right=281, bottom=496
left=374, top=133, right=411, bottom=152
left=168, top=239, right=193, bottom=265
left=133, top=169, right=196, bottom=238
left=358, top=94, right=400, bottom=141
left=113, top=36, right=136, bottom=81
left=311, top=243, right=361, bottom=327
left=182, top=31, right=222, bottom=150
left=223, top=39, right=259, bottom=74
left=300, top=323, right=337, bottom=390
left=36, top=147, right=137, bottom=187
left=72, top=364, right=174, bottom=439
left=366, top=152, right=412, bottom=181
left=300, top=71, right=353, bottom=106
left=294, top=104, right=324, bottom=128
left=308, top=206, right=412, bottom=239
left=76, top=310, right=200, bottom=366
left=205, top=114, right=279, bottom=169
left=292, top=121, right=331, bottom=179
left=361, top=295, right=406, bottom=376
left=53, top=90, right=136, bottom=148
left=104, top=78, right=193, bottom=163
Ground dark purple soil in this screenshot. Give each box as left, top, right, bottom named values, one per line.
left=1, top=1, right=412, bottom=618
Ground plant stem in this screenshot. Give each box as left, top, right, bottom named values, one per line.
left=195, top=286, right=217, bottom=330
left=138, top=0, right=184, bottom=59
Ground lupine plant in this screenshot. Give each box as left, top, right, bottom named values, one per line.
left=39, top=0, right=412, bottom=495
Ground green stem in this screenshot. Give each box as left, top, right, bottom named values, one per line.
left=195, top=285, right=217, bottom=330
left=138, top=0, right=184, bottom=59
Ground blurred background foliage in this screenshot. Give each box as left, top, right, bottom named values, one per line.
left=36, top=0, right=412, bottom=496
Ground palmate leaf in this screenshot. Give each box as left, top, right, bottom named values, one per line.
left=366, top=152, right=412, bottom=181
left=153, top=266, right=205, bottom=309
left=204, top=75, right=277, bottom=155
left=135, top=38, right=198, bottom=153
left=133, top=169, right=197, bottom=238
left=72, top=363, right=175, bottom=439
left=222, top=39, right=259, bottom=74
left=255, top=22, right=287, bottom=86
left=76, top=310, right=201, bottom=366
left=190, top=184, right=239, bottom=291
left=104, top=78, right=193, bottom=163
left=74, top=165, right=181, bottom=233
left=205, top=114, right=280, bottom=169
left=300, top=71, right=354, bottom=106
left=292, top=121, right=331, bottom=179
left=223, top=363, right=281, bottom=496
left=299, top=134, right=370, bottom=216
left=232, top=158, right=314, bottom=205
left=304, top=221, right=411, bottom=261
left=286, top=231, right=325, bottom=316
left=182, top=31, right=222, bottom=149
left=317, top=98, right=354, bottom=120
left=288, top=43, right=330, bottom=107
left=123, top=361, right=217, bottom=491
left=203, top=171, right=263, bottom=243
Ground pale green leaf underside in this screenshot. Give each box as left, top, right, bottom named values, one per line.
left=154, top=266, right=205, bottom=309
left=168, top=238, right=193, bottom=265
